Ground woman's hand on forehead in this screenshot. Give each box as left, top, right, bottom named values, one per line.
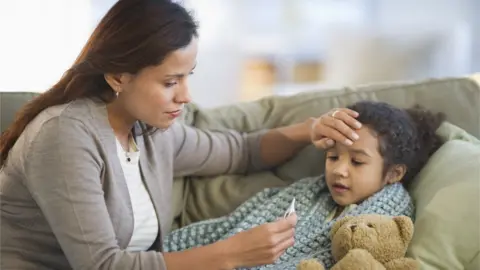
left=309, top=108, right=363, bottom=150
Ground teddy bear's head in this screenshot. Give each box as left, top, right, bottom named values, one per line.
left=329, top=214, right=414, bottom=264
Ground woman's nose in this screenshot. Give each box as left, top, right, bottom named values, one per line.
left=175, top=84, right=191, bottom=104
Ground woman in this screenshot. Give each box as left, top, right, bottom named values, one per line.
left=0, top=1, right=361, bottom=269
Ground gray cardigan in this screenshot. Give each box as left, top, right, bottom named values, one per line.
left=0, top=98, right=266, bottom=270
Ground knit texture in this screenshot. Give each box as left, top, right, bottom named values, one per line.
left=163, top=175, right=414, bottom=269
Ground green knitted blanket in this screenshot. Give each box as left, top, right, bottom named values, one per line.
left=163, top=175, right=414, bottom=269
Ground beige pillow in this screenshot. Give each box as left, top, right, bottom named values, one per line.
left=406, top=123, right=480, bottom=269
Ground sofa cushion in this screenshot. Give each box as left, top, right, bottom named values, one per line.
left=0, top=92, right=38, bottom=133
left=405, top=122, right=480, bottom=270
left=176, top=76, right=480, bottom=227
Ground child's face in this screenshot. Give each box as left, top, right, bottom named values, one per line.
left=324, top=126, right=402, bottom=206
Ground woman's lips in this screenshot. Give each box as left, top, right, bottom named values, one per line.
left=166, top=110, right=182, bottom=118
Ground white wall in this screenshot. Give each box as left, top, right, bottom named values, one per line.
left=372, top=0, right=474, bottom=77
left=183, top=0, right=477, bottom=106
left=0, top=0, right=477, bottom=108
left=469, top=0, right=480, bottom=72
left=0, top=0, right=93, bottom=92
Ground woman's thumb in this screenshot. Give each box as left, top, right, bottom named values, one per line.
left=285, top=213, right=298, bottom=226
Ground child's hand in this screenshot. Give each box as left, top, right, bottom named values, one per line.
left=309, top=108, right=362, bottom=149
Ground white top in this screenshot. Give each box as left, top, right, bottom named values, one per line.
left=115, top=136, right=159, bottom=251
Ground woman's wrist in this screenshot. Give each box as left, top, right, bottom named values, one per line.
left=275, top=120, right=313, bottom=144
left=212, top=238, right=239, bottom=269
left=302, top=117, right=316, bottom=142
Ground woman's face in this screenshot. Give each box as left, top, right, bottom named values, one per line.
left=324, top=126, right=405, bottom=206
left=110, top=37, right=198, bottom=130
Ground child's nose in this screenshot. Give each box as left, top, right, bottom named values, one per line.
left=333, top=162, right=349, bottom=177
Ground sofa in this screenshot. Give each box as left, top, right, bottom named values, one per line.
left=1, top=74, right=479, bottom=269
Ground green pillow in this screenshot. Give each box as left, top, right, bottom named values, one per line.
left=406, top=123, right=480, bottom=270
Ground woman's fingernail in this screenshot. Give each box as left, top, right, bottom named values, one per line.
left=326, top=139, right=334, bottom=146
left=356, top=122, right=362, bottom=128
left=345, top=139, right=353, bottom=145
left=352, top=133, right=359, bottom=140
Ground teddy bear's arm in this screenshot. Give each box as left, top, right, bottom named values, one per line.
left=296, top=259, right=326, bottom=270
left=331, top=249, right=386, bottom=270
left=384, top=258, right=419, bottom=270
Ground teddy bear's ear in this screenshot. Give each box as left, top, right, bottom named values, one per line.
left=330, top=216, right=354, bottom=239
left=393, top=216, right=414, bottom=244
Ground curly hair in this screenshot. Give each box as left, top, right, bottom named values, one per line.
left=347, top=101, right=445, bottom=188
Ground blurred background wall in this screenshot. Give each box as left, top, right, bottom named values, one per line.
left=0, top=0, right=478, bottom=108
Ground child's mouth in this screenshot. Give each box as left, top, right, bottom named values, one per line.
left=332, top=183, right=350, bottom=193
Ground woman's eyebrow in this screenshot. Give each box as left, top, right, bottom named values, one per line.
left=165, top=73, right=186, bottom=78
left=165, top=64, right=196, bottom=78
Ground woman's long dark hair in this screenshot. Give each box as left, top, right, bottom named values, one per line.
left=0, top=0, right=198, bottom=164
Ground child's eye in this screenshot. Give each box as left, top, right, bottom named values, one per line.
left=351, top=160, right=364, bottom=166
left=327, top=156, right=338, bottom=161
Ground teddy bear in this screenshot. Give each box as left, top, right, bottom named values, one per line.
left=297, top=214, right=419, bottom=270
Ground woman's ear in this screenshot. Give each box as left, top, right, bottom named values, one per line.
left=104, top=73, right=132, bottom=94
left=385, top=164, right=407, bottom=184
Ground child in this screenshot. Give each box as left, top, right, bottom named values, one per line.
left=163, top=101, right=445, bottom=269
